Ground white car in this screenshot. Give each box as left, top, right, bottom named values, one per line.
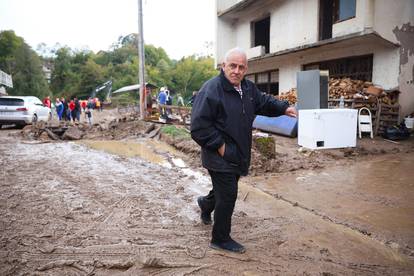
left=0, top=96, right=51, bottom=127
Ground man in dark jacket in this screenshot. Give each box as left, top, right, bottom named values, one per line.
left=191, top=47, right=297, bottom=254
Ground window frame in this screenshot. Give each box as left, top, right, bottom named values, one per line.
left=245, top=70, right=279, bottom=95
left=333, top=0, right=356, bottom=23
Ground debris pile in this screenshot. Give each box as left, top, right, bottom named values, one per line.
left=21, top=121, right=86, bottom=141
left=20, top=114, right=150, bottom=141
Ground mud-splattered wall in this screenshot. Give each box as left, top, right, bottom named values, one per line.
left=393, top=22, right=414, bottom=116
left=373, top=0, right=414, bottom=116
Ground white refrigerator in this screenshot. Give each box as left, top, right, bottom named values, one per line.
left=298, top=109, right=358, bottom=149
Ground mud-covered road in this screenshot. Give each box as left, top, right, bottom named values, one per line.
left=1, top=128, right=413, bottom=275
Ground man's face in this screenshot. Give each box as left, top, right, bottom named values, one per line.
left=222, top=52, right=247, bottom=86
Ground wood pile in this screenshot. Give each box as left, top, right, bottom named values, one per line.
left=277, top=78, right=399, bottom=107
left=277, top=88, right=297, bottom=105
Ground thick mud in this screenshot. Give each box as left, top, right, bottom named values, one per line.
left=1, top=129, right=413, bottom=275
left=249, top=154, right=414, bottom=257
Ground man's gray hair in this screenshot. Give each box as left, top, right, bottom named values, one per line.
left=224, top=47, right=247, bottom=63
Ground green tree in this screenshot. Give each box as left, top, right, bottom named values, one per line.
left=145, top=44, right=171, bottom=67
left=50, top=47, right=73, bottom=94
left=0, top=30, right=50, bottom=98
left=78, top=59, right=105, bottom=99
left=172, top=55, right=217, bottom=99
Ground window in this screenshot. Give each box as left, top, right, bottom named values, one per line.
left=319, top=0, right=334, bottom=40
left=0, top=98, right=24, bottom=106
left=245, top=70, right=279, bottom=95
left=251, top=17, right=270, bottom=54
left=334, top=0, right=356, bottom=22
left=303, top=55, right=373, bottom=81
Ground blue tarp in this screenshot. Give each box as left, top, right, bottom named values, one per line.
left=253, top=115, right=298, bottom=137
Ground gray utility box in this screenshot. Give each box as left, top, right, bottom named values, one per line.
left=296, top=70, right=329, bottom=110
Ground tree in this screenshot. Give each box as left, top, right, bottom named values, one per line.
left=78, top=59, right=105, bottom=99
left=0, top=30, right=50, bottom=98
left=145, top=44, right=171, bottom=67
left=50, top=47, right=73, bottom=95
left=172, top=55, right=217, bottom=99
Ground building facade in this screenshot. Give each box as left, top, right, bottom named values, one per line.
left=216, top=0, right=414, bottom=116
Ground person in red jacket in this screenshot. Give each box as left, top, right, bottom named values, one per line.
left=68, top=100, right=76, bottom=122
left=43, top=96, right=51, bottom=108
left=81, top=100, right=87, bottom=112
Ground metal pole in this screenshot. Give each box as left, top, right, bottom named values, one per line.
left=137, top=0, right=146, bottom=119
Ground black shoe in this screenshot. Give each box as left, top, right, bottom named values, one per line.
left=209, top=238, right=246, bottom=254
left=197, top=196, right=212, bottom=225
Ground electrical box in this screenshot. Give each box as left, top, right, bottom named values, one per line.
left=297, top=70, right=329, bottom=110
left=298, top=109, right=358, bottom=149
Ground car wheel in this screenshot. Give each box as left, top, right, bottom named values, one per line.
left=32, top=114, right=38, bottom=124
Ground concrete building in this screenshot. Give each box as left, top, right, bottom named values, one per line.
left=216, top=0, right=414, bottom=116
left=42, top=64, right=52, bottom=83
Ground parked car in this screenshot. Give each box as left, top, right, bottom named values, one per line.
left=0, top=96, right=51, bottom=128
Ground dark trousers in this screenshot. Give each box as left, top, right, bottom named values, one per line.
left=204, top=170, right=240, bottom=243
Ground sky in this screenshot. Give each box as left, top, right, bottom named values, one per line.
left=0, top=0, right=216, bottom=59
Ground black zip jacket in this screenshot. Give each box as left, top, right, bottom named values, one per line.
left=191, top=70, right=289, bottom=176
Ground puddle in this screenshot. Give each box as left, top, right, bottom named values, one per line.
left=81, top=140, right=168, bottom=165
left=80, top=139, right=210, bottom=193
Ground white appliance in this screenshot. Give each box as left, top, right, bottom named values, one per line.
left=298, top=109, right=358, bottom=149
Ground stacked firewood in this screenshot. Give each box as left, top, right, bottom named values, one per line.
left=277, top=78, right=399, bottom=106
left=277, top=88, right=297, bottom=105
left=329, top=78, right=369, bottom=99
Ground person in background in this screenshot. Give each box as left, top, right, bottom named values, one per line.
left=95, top=98, right=101, bottom=112
left=61, top=98, right=69, bottom=121
left=68, top=99, right=76, bottom=122
left=43, top=96, right=51, bottom=108
left=87, top=97, right=94, bottom=109
left=85, top=107, right=93, bottom=126
left=189, top=91, right=197, bottom=106
left=146, top=87, right=153, bottom=116
left=74, top=97, right=81, bottom=121
left=165, top=89, right=173, bottom=116
left=55, top=98, right=63, bottom=121
left=158, top=87, right=167, bottom=119
left=177, top=93, right=185, bottom=106
left=81, top=99, right=87, bottom=112
left=191, top=47, right=297, bottom=254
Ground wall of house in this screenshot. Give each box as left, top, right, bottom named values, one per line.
left=373, top=0, right=414, bottom=116
left=269, top=0, right=319, bottom=53
left=216, top=18, right=237, bottom=66
left=216, top=0, right=319, bottom=63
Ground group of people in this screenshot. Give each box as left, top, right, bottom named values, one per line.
left=154, top=87, right=197, bottom=120
left=43, top=96, right=102, bottom=125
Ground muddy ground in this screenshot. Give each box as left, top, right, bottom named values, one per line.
left=1, top=109, right=414, bottom=275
